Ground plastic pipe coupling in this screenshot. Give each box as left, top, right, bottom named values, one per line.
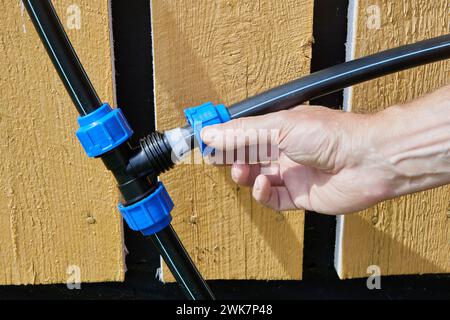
left=76, top=103, right=174, bottom=235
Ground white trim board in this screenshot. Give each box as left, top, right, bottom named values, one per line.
left=334, top=0, right=359, bottom=280
left=149, top=0, right=166, bottom=283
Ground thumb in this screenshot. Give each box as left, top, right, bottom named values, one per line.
left=201, top=112, right=286, bottom=151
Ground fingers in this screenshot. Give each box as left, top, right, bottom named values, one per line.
left=231, top=163, right=257, bottom=186
left=231, top=163, right=283, bottom=186
left=205, top=143, right=278, bottom=165
left=252, top=175, right=298, bottom=211
left=201, top=112, right=286, bottom=151
left=201, top=105, right=349, bottom=173
left=231, top=161, right=299, bottom=211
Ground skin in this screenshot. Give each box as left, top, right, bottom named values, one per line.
left=201, top=85, right=450, bottom=214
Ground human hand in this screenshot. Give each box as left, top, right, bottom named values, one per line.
left=200, top=86, right=450, bottom=214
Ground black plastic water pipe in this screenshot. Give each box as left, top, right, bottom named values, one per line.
left=23, top=0, right=214, bottom=300
left=227, top=34, right=450, bottom=119
left=24, top=0, right=101, bottom=115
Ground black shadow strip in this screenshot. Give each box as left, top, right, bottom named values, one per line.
left=303, top=0, right=349, bottom=280
left=110, top=0, right=183, bottom=299
left=110, top=0, right=155, bottom=147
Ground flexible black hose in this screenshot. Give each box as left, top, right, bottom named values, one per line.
left=176, top=34, right=450, bottom=149
left=150, top=225, right=215, bottom=300
left=23, top=0, right=101, bottom=115
left=227, top=34, right=450, bottom=118
left=24, top=0, right=214, bottom=300
left=175, top=34, right=450, bottom=148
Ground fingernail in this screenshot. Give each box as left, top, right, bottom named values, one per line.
left=201, top=128, right=217, bottom=143
left=231, top=166, right=240, bottom=182
left=254, top=175, right=264, bottom=190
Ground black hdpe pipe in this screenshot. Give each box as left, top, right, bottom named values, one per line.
left=23, top=0, right=101, bottom=115
left=227, top=33, right=450, bottom=119
left=150, top=225, right=215, bottom=300
left=24, top=0, right=214, bottom=300
left=173, top=34, right=450, bottom=147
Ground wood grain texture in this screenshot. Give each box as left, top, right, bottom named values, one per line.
left=336, top=0, right=450, bottom=279
left=151, top=0, right=314, bottom=281
left=0, top=0, right=125, bottom=285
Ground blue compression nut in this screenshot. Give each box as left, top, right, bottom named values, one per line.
left=76, top=103, right=133, bottom=157
left=118, top=182, right=173, bottom=236
left=184, top=102, right=230, bottom=154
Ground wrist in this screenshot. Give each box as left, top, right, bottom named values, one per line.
left=367, top=106, right=409, bottom=199
left=341, top=110, right=399, bottom=202
left=366, top=90, right=450, bottom=199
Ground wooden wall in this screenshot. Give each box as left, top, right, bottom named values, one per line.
left=335, top=0, right=450, bottom=279
left=0, top=0, right=124, bottom=285
left=151, top=0, right=314, bottom=281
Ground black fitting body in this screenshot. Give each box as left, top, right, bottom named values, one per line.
left=101, top=144, right=157, bottom=205
left=127, top=132, right=175, bottom=180
left=109, top=131, right=176, bottom=205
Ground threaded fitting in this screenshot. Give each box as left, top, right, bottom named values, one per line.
left=140, top=131, right=174, bottom=175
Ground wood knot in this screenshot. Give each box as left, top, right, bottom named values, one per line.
left=275, top=212, right=285, bottom=222
left=86, top=216, right=96, bottom=224
left=371, top=214, right=379, bottom=225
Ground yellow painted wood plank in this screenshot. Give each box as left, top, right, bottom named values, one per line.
left=151, top=0, right=314, bottom=281
left=0, top=0, right=125, bottom=285
left=336, top=0, right=450, bottom=279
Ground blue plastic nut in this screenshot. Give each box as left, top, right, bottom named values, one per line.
left=76, top=103, right=133, bottom=157
left=184, top=102, right=230, bottom=154
left=118, top=182, right=173, bottom=236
